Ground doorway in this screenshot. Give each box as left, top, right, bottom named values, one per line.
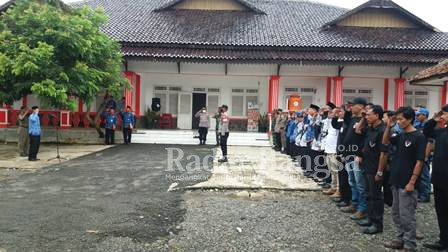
left=192, top=93, right=207, bottom=129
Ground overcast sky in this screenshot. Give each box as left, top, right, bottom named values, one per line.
left=1, top=0, right=447, bottom=32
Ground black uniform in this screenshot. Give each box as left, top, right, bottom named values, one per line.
left=361, top=122, right=386, bottom=230
left=424, top=119, right=448, bottom=247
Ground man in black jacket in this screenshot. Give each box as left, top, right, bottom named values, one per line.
left=338, top=98, right=368, bottom=221
left=423, top=105, right=448, bottom=251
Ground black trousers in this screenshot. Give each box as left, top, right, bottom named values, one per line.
left=365, top=173, right=384, bottom=230
left=297, top=146, right=310, bottom=171
left=123, top=128, right=132, bottom=144
left=434, top=186, right=448, bottom=246
left=105, top=128, right=115, bottom=145
left=338, top=160, right=352, bottom=202
left=28, top=135, right=40, bottom=160
left=272, top=133, right=280, bottom=149
left=220, top=132, right=229, bottom=157
left=198, top=127, right=208, bottom=144
left=383, top=169, right=393, bottom=207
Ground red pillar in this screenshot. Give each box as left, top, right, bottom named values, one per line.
left=333, top=77, right=344, bottom=107
left=135, top=74, right=141, bottom=117
left=326, top=77, right=332, bottom=103
left=268, top=75, right=280, bottom=113
left=442, top=81, right=447, bottom=106
left=383, top=79, right=389, bottom=110
left=394, top=78, right=406, bottom=110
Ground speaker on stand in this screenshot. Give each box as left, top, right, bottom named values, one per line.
left=152, top=97, right=161, bottom=112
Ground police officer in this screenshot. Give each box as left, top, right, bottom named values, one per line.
left=18, top=106, right=30, bottom=157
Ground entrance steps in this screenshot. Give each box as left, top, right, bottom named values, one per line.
left=132, top=129, right=270, bottom=146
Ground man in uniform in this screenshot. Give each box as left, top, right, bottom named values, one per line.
left=18, top=106, right=30, bottom=157
left=121, top=106, right=136, bottom=145
left=423, top=105, right=448, bottom=251
left=105, top=108, right=117, bottom=145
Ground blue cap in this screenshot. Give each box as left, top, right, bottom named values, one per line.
left=296, top=111, right=302, bottom=117
left=416, top=108, right=429, bottom=117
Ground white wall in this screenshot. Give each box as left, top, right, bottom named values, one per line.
left=126, top=61, right=442, bottom=116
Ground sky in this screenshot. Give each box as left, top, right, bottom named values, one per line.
left=1, top=0, right=447, bottom=32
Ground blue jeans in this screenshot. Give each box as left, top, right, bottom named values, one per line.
left=346, top=161, right=367, bottom=212
left=418, top=161, right=431, bottom=201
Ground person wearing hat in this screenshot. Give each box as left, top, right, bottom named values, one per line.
left=339, top=97, right=368, bottom=222
left=423, top=105, right=448, bottom=251
left=303, top=104, right=321, bottom=178
left=18, top=106, right=30, bottom=157
left=414, top=107, right=431, bottom=203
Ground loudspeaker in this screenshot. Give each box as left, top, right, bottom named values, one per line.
left=152, top=97, right=161, bottom=112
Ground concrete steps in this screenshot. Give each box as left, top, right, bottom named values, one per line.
left=133, top=129, right=270, bottom=146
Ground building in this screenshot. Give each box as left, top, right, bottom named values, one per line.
left=3, top=0, right=448, bottom=130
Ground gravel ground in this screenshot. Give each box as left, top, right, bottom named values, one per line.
left=164, top=190, right=439, bottom=252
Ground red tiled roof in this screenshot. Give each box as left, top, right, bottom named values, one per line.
left=409, top=60, right=448, bottom=83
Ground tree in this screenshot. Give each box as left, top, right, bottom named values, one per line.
left=0, top=0, right=127, bottom=137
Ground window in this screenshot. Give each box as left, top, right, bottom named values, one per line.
left=231, top=88, right=259, bottom=116
left=343, top=88, right=373, bottom=105
left=154, top=86, right=181, bottom=114
left=404, top=90, right=428, bottom=108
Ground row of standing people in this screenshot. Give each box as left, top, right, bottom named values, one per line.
left=271, top=99, right=448, bottom=251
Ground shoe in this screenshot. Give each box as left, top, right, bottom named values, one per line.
left=28, top=158, right=37, bottom=162
left=384, top=240, right=404, bottom=250
left=423, top=241, right=448, bottom=251
left=218, top=157, right=228, bottom=163
left=336, top=201, right=350, bottom=208
left=363, top=225, right=383, bottom=235
left=20, top=153, right=28, bottom=157
left=323, top=189, right=336, bottom=195
left=340, top=205, right=357, bottom=213
left=350, top=211, right=366, bottom=220
left=330, top=191, right=342, bottom=198
left=416, top=232, right=425, bottom=240
left=355, top=218, right=371, bottom=227
left=418, top=197, right=430, bottom=203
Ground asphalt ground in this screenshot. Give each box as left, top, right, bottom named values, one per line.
left=0, top=144, right=214, bottom=252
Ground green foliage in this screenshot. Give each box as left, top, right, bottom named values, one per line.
left=258, top=113, right=269, bottom=132
left=0, top=0, right=127, bottom=110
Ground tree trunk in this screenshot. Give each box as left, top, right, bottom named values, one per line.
left=85, top=102, right=106, bottom=138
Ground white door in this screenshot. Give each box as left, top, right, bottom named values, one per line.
left=178, top=92, right=192, bottom=129
left=207, top=94, right=220, bottom=130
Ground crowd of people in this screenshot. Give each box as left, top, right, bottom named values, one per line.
left=271, top=98, right=448, bottom=251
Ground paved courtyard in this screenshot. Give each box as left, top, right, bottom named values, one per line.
left=0, top=144, right=440, bottom=251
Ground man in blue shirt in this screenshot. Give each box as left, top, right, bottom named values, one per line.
left=105, top=109, right=117, bottom=145
left=121, top=106, right=136, bottom=144
left=28, top=106, right=41, bottom=161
